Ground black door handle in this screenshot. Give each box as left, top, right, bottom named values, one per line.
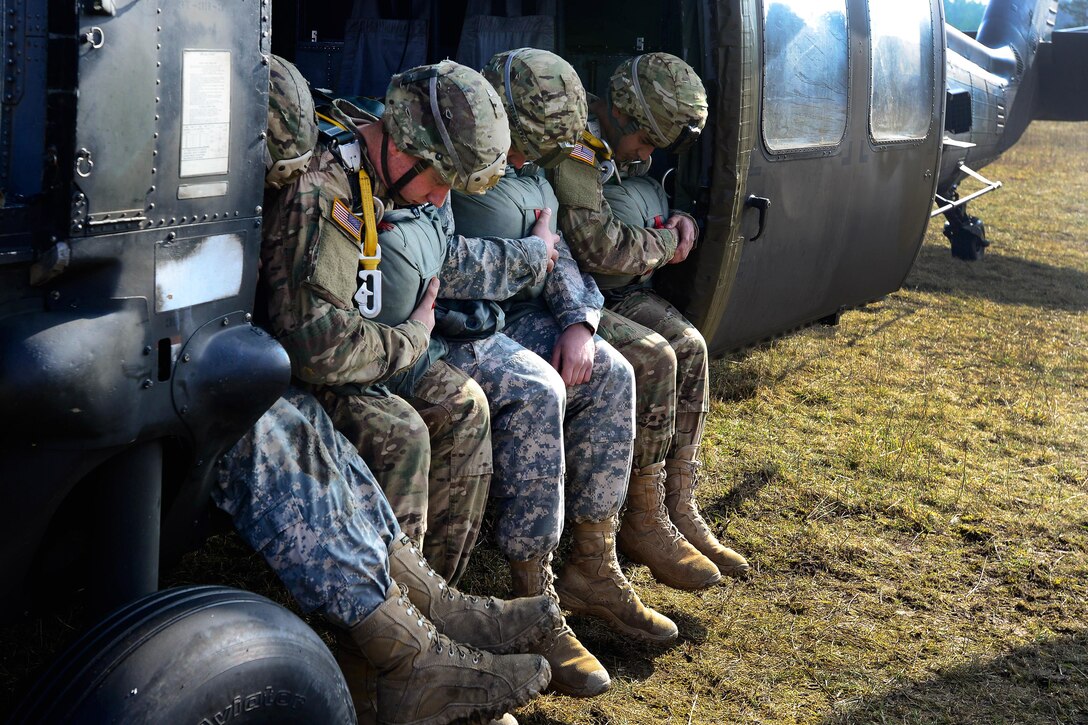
left=745, top=195, right=771, bottom=241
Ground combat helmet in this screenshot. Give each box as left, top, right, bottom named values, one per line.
left=265, top=55, right=318, bottom=189
left=384, top=60, right=510, bottom=195
left=609, top=52, right=708, bottom=153
left=482, top=48, right=588, bottom=168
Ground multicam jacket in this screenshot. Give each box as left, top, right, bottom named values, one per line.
left=262, top=109, right=550, bottom=386
left=547, top=109, right=698, bottom=292
left=261, top=146, right=429, bottom=386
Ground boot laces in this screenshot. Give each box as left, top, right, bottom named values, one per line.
left=673, top=460, right=713, bottom=528
left=430, top=632, right=481, bottom=663
left=410, top=540, right=489, bottom=607
left=686, top=458, right=702, bottom=492
left=603, top=556, right=637, bottom=604
left=418, top=608, right=482, bottom=663
left=598, top=532, right=638, bottom=604
left=541, top=554, right=560, bottom=601
left=651, top=474, right=685, bottom=544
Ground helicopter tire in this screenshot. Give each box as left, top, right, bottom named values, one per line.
left=950, top=233, right=987, bottom=261
left=946, top=216, right=989, bottom=261
left=10, top=585, right=355, bottom=724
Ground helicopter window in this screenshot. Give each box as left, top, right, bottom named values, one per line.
left=868, top=0, right=934, bottom=142
left=761, top=0, right=849, bottom=152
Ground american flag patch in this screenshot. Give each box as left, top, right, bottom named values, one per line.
left=331, top=198, right=362, bottom=243
left=569, top=142, right=597, bottom=167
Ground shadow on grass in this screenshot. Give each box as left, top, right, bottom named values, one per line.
left=704, top=461, right=778, bottom=514
left=821, top=631, right=1088, bottom=725
left=708, top=298, right=921, bottom=405
left=907, top=243, right=1088, bottom=311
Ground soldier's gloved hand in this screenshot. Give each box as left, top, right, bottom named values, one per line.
left=551, top=322, right=594, bottom=386
left=408, top=277, right=440, bottom=334
left=664, top=214, right=696, bottom=264
left=531, top=208, right=560, bottom=273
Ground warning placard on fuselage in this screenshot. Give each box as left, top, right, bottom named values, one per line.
left=181, top=50, right=231, bottom=177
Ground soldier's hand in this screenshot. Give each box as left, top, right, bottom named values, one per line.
left=531, top=208, right=560, bottom=273
left=408, top=277, right=440, bottom=333
left=664, top=214, right=696, bottom=265
left=551, top=323, right=594, bottom=386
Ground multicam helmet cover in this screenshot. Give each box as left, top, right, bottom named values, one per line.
left=609, top=52, right=708, bottom=153
left=384, top=60, right=510, bottom=194
left=266, top=55, right=318, bottom=188
left=482, top=48, right=588, bottom=168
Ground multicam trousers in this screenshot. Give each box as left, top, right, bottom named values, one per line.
left=320, top=360, right=492, bottom=584
left=446, top=325, right=635, bottom=561
left=214, top=388, right=400, bottom=629
left=597, top=288, right=710, bottom=468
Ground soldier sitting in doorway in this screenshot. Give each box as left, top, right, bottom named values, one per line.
left=548, top=52, right=752, bottom=586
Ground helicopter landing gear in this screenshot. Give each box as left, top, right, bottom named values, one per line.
left=942, top=196, right=990, bottom=261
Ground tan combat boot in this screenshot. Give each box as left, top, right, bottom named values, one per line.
left=350, top=583, right=550, bottom=725
left=388, top=534, right=562, bottom=654
left=509, top=554, right=611, bottom=698
left=335, top=629, right=378, bottom=725
left=665, top=445, right=750, bottom=577
left=555, top=518, right=678, bottom=644
left=617, top=462, right=722, bottom=590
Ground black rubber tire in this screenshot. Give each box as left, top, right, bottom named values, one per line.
left=10, top=586, right=355, bottom=724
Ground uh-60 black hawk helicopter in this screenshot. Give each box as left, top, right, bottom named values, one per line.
left=1, top=0, right=1085, bottom=721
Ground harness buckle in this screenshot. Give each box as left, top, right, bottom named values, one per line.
left=355, top=269, right=383, bottom=319
left=356, top=242, right=382, bottom=318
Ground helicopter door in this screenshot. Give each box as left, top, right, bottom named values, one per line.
left=704, top=0, right=944, bottom=353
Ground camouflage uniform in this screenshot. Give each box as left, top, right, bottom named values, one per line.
left=548, top=61, right=710, bottom=468
left=550, top=54, right=748, bottom=580
left=447, top=167, right=635, bottom=561
left=217, top=61, right=558, bottom=724
left=261, top=88, right=497, bottom=582
left=214, top=388, right=400, bottom=628
left=442, top=49, right=634, bottom=562
left=464, top=51, right=681, bottom=690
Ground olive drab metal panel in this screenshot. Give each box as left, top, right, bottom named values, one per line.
left=72, top=0, right=271, bottom=235
left=0, top=0, right=288, bottom=617
left=653, top=0, right=760, bottom=344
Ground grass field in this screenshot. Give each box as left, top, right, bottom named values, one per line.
left=3, top=121, right=1085, bottom=723
left=503, top=121, right=1088, bottom=724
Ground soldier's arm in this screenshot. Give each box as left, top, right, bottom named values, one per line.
left=435, top=198, right=550, bottom=301
left=440, top=232, right=551, bottom=301
left=550, top=157, right=679, bottom=275
left=544, top=236, right=603, bottom=333
left=262, top=186, right=429, bottom=387
left=278, top=298, right=430, bottom=387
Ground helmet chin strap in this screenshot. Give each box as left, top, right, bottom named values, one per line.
left=380, top=128, right=427, bottom=202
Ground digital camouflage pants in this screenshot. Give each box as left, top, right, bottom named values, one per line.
left=214, top=389, right=400, bottom=629
left=319, top=359, right=492, bottom=585
left=446, top=323, right=634, bottom=561
left=598, top=288, right=710, bottom=469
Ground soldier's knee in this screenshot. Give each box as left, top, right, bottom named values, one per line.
left=459, top=376, right=491, bottom=429
left=595, top=341, right=635, bottom=392
left=674, top=327, right=708, bottom=369
left=523, top=364, right=566, bottom=414
left=641, top=331, right=679, bottom=382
